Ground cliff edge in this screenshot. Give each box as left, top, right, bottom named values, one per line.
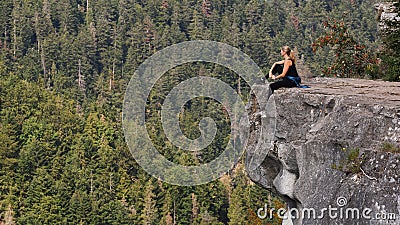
left=246, top=78, right=400, bottom=225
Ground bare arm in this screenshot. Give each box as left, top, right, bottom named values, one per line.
left=268, top=60, right=286, bottom=77
left=273, top=59, right=292, bottom=79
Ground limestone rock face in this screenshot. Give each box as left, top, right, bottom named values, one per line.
left=246, top=78, right=400, bottom=225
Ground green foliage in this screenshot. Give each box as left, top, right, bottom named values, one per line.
left=379, top=54, right=400, bottom=81
left=381, top=142, right=400, bottom=153
left=0, top=0, right=388, bottom=224
left=332, top=148, right=364, bottom=174
left=312, top=18, right=378, bottom=78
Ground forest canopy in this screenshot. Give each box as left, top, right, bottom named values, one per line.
left=0, top=0, right=397, bottom=224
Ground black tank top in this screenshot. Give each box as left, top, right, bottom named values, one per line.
left=286, top=59, right=299, bottom=77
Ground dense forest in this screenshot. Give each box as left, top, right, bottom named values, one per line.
left=0, top=0, right=398, bottom=224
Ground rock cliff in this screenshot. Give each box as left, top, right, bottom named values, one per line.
left=246, top=78, right=400, bottom=225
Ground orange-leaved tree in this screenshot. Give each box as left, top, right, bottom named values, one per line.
left=312, top=18, right=378, bottom=78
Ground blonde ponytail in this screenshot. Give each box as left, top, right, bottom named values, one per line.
left=281, top=46, right=296, bottom=64
left=289, top=51, right=296, bottom=64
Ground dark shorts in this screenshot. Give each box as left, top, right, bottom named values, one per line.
left=269, top=78, right=297, bottom=92
left=269, top=64, right=297, bottom=92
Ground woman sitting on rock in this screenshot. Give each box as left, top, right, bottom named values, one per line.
left=268, top=46, right=308, bottom=93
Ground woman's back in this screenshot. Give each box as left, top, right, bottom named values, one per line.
left=286, top=59, right=299, bottom=77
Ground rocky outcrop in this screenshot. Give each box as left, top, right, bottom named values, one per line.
left=375, top=2, right=399, bottom=31
left=246, top=78, right=400, bottom=225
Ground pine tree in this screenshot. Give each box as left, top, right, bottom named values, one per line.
left=141, top=179, right=158, bottom=225
left=160, top=191, right=174, bottom=225
left=188, top=9, right=207, bottom=40
left=227, top=182, right=246, bottom=224
left=1, top=204, right=15, bottom=225
left=0, top=0, right=13, bottom=50
left=53, top=0, right=81, bottom=34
